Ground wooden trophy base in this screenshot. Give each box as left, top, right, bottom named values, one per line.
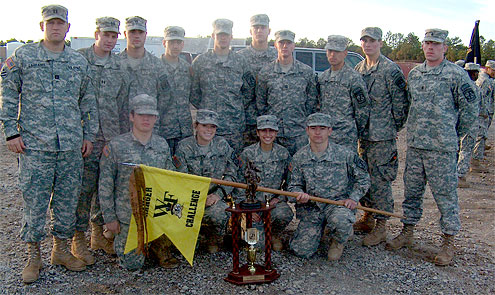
left=225, top=264, right=280, bottom=285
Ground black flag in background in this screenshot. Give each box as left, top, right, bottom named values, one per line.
left=465, top=20, right=481, bottom=65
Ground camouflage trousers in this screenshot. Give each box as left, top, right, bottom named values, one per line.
left=358, top=139, right=398, bottom=220
left=114, top=222, right=145, bottom=270
left=457, top=133, right=476, bottom=177
left=290, top=203, right=355, bottom=259
left=221, top=132, right=244, bottom=157
left=330, top=130, right=358, bottom=153
left=402, top=147, right=460, bottom=236
left=19, top=149, right=83, bottom=242
left=75, top=140, right=106, bottom=232
left=252, top=201, right=294, bottom=246
left=277, top=134, right=309, bottom=156
left=473, top=116, right=490, bottom=160
left=201, top=200, right=230, bottom=237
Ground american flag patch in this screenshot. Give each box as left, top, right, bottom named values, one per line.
left=172, top=155, right=181, bottom=168
left=5, top=57, right=15, bottom=70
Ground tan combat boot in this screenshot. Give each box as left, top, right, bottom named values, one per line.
left=90, top=222, right=115, bottom=255
left=51, top=236, right=86, bottom=271
left=22, top=242, right=42, bottom=284
left=457, top=176, right=470, bottom=188
left=206, top=234, right=222, bottom=254
left=150, top=236, right=179, bottom=269
left=470, top=159, right=489, bottom=173
left=71, top=231, right=95, bottom=265
left=353, top=211, right=375, bottom=233
left=363, top=219, right=387, bottom=246
left=434, top=234, right=455, bottom=266
left=386, top=224, right=414, bottom=250
left=272, top=237, right=283, bottom=252
left=327, top=239, right=344, bottom=261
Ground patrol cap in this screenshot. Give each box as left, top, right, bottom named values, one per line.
left=275, top=30, right=295, bottom=43
left=41, top=4, right=68, bottom=22
left=164, top=26, right=185, bottom=41
left=196, top=109, right=219, bottom=126
left=257, top=115, right=278, bottom=131
left=213, top=19, right=233, bottom=35
left=125, top=16, right=147, bottom=32
left=360, top=27, right=382, bottom=40
left=130, top=94, right=158, bottom=116
left=464, top=62, right=480, bottom=71
left=306, top=113, right=332, bottom=128
left=455, top=60, right=466, bottom=67
left=250, top=14, right=270, bottom=26
left=325, top=35, right=349, bottom=51
left=423, top=28, right=448, bottom=43
left=485, top=60, right=495, bottom=69
left=96, top=17, right=120, bottom=34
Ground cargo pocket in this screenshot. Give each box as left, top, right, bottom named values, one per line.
left=377, top=150, right=398, bottom=182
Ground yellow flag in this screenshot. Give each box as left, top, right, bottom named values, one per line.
left=125, top=165, right=210, bottom=266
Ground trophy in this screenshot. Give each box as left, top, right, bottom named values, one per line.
left=245, top=228, right=259, bottom=274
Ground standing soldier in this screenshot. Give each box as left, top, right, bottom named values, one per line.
left=72, top=17, right=129, bottom=264
left=257, top=30, right=318, bottom=155
left=387, top=29, right=478, bottom=266
left=191, top=19, right=255, bottom=154
left=237, top=14, right=278, bottom=146
left=354, top=27, right=409, bottom=246
left=318, top=35, right=370, bottom=152
left=159, top=26, right=193, bottom=155
left=289, top=113, right=370, bottom=261
left=0, top=5, right=98, bottom=283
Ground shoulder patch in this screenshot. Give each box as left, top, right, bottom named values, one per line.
left=288, top=163, right=293, bottom=172
left=354, top=155, right=368, bottom=170
left=5, top=57, right=15, bottom=70
left=391, top=69, right=406, bottom=90
left=237, top=156, right=244, bottom=168
left=243, top=71, right=256, bottom=88
left=461, top=83, right=477, bottom=103
left=352, top=87, right=367, bottom=106
left=172, top=155, right=181, bottom=169
left=102, top=145, right=111, bottom=158
left=160, top=75, right=170, bottom=90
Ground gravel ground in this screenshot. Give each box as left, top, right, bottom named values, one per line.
left=0, top=126, right=494, bottom=295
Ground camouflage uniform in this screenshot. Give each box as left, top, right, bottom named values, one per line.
left=318, top=63, right=370, bottom=151
left=75, top=45, right=130, bottom=231
left=473, top=71, right=495, bottom=160
left=174, top=135, right=237, bottom=236
left=190, top=51, right=255, bottom=153
left=355, top=54, right=408, bottom=220
left=257, top=59, right=318, bottom=155
left=403, top=58, right=478, bottom=235
left=0, top=42, right=97, bottom=242
left=288, top=143, right=370, bottom=258
left=99, top=132, right=174, bottom=270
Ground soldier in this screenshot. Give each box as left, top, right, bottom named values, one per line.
left=237, top=14, right=278, bottom=146
left=289, top=113, right=370, bottom=261
left=72, top=17, right=130, bottom=264
left=159, top=26, right=193, bottom=155
left=119, top=16, right=170, bottom=133
left=387, top=29, right=479, bottom=266
left=0, top=5, right=98, bottom=283
left=173, top=109, right=237, bottom=253
left=99, top=94, right=178, bottom=270
left=318, top=35, right=370, bottom=152
left=257, top=30, right=318, bottom=155
left=354, top=27, right=409, bottom=246
left=191, top=19, right=255, bottom=154
left=238, top=115, right=293, bottom=251
left=472, top=60, right=495, bottom=170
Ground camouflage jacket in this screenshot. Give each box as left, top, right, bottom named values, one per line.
left=355, top=54, right=409, bottom=141
left=318, top=63, right=370, bottom=148
left=407, top=59, right=479, bottom=152
left=476, top=71, right=495, bottom=117
left=257, top=59, right=318, bottom=138
left=190, top=51, right=255, bottom=135
left=0, top=42, right=97, bottom=151
left=99, top=132, right=174, bottom=224
left=79, top=45, right=130, bottom=140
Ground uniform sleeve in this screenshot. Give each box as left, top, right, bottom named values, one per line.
left=456, top=74, right=480, bottom=139
left=287, top=156, right=305, bottom=195
left=235, top=150, right=249, bottom=201
left=387, top=66, right=409, bottom=132
left=155, top=71, right=171, bottom=134
left=351, top=75, right=371, bottom=138
left=173, top=143, right=189, bottom=174
left=190, top=57, right=202, bottom=108
left=79, top=64, right=99, bottom=143
left=305, top=71, right=318, bottom=115
left=347, top=153, right=370, bottom=202
left=256, top=70, right=269, bottom=115
left=241, top=66, right=257, bottom=122
left=277, top=152, right=292, bottom=202
left=98, top=142, right=119, bottom=224
left=118, top=72, right=131, bottom=134
left=0, top=55, right=22, bottom=139
left=221, top=145, right=237, bottom=195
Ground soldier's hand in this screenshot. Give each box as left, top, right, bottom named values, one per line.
left=81, top=140, right=93, bottom=157
left=6, top=136, right=26, bottom=154
left=206, top=194, right=220, bottom=207
left=269, top=198, right=280, bottom=207
left=295, top=192, right=310, bottom=204
left=343, top=199, right=357, bottom=210
left=106, top=220, right=120, bottom=234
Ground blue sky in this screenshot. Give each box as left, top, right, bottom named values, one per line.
left=2, top=0, right=494, bottom=46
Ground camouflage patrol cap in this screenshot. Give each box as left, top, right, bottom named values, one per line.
left=196, top=109, right=219, bottom=126
left=485, top=60, right=495, bottom=69
left=96, top=17, right=120, bottom=34
left=306, top=113, right=332, bottom=128
left=164, top=26, right=185, bottom=41
left=360, top=27, right=382, bottom=40
left=257, top=115, right=278, bottom=131
left=130, top=94, right=158, bottom=116
left=125, top=16, right=147, bottom=32
left=423, top=28, right=448, bottom=43
left=325, top=35, right=349, bottom=52
left=275, top=30, right=295, bottom=43
left=455, top=60, right=466, bottom=67
left=464, top=63, right=480, bottom=71
left=41, top=4, right=68, bottom=22
left=213, top=19, right=233, bottom=35
left=250, top=14, right=270, bottom=26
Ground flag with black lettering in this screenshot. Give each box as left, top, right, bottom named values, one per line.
left=125, top=165, right=210, bottom=266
